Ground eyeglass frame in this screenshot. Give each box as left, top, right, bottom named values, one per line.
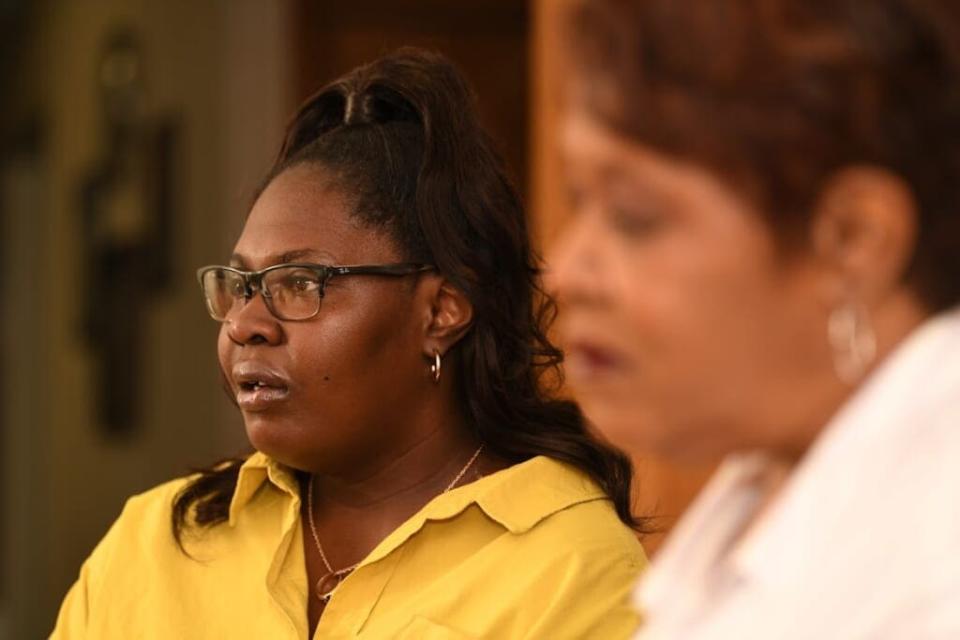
left=196, top=261, right=435, bottom=322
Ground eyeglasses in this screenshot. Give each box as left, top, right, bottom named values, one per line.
left=196, top=262, right=434, bottom=322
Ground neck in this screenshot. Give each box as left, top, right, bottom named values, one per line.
left=298, top=396, right=512, bottom=623
left=311, top=411, right=481, bottom=512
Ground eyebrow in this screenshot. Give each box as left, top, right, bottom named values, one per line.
left=229, top=248, right=329, bottom=268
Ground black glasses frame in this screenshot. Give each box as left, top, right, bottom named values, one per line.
left=196, top=262, right=435, bottom=321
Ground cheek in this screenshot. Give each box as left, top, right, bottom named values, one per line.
left=617, top=263, right=829, bottom=452
left=295, top=299, right=413, bottom=380
left=286, top=290, right=423, bottom=424
left=284, top=319, right=364, bottom=398
left=597, top=236, right=791, bottom=437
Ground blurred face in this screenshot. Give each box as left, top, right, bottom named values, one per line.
left=219, top=164, right=429, bottom=473
left=550, top=112, right=841, bottom=462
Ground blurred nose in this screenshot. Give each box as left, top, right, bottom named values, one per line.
left=545, top=210, right=607, bottom=308
left=224, top=292, right=284, bottom=346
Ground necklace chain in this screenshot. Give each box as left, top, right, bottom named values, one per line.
left=306, top=444, right=485, bottom=597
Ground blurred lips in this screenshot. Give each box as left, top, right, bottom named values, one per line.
left=565, top=340, right=627, bottom=382
left=231, top=361, right=291, bottom=411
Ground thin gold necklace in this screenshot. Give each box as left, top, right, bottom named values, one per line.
left=306, top=444, right=485, bottom=603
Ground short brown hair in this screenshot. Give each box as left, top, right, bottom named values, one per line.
left=568, top=0, right=960, bottom=310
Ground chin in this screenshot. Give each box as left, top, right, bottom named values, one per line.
left=244, top=416, right=303, bottom=467
left=244, top=415, right=357, bottom=474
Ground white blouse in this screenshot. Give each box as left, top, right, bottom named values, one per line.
left=635, top=308, right=960, bottom=639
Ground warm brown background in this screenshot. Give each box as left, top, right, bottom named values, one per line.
left=0, top=2, right=711, bottom=637
left=294, top=1, right=530, bottom=191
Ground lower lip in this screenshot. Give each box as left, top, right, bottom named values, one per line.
left=236, top=386, right=290, bottom=411
left=566, top=347, right=624, bottom=380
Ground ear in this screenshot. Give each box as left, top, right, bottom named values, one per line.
left=418, top=276, right=474, bottom=357
left=810, top=166, right=918, bottom=306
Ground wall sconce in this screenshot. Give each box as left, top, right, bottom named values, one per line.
left=79, top=25, right=178, bottom=437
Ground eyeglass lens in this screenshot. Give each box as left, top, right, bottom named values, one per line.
left=201, top=266, right=324, bottom=321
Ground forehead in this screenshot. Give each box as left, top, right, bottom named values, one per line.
left=561, top=109, right=782, bottom=256
left=562, top=110, right=688, bottom=190
left=234, top=164, right=395, bottom=266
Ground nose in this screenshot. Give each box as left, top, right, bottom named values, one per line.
left=224, top=290, right=284, bottom=346
left=545, top=209, right=608, bottom=308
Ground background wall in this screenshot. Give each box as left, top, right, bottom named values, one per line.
left=293, top=0, right=529, bottom=188
left=0, top=1, right=291, bottom=637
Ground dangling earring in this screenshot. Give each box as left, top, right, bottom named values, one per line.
left=430, top=349, right=442, bottom=383
left=827, top=300, right=877, bottom=384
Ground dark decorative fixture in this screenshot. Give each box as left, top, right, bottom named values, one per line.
left=79, top=26, right=178, bottom=437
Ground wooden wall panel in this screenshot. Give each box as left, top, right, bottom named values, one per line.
left=293, top=0, right=529, bottom=193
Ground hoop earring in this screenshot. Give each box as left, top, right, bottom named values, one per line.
left=430, top=349, right=442, bottom=383
left=828, top=301, right=877, bottom=384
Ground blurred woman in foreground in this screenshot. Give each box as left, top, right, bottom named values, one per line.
left=551, top=1, right=960, bottom=637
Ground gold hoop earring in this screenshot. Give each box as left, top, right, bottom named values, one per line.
left=828, top=301, right=877, bottom=384
left=430, top=349, right=442, bottom=383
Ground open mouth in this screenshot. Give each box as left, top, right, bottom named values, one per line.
left=239, top=380, right=280, bottom=392
left=232, top=364, right=291, bottom=411
left=235, top=380, right=289, bottom=411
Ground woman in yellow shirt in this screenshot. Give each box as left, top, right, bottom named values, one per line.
left=51, top=49, right=646, bottom=639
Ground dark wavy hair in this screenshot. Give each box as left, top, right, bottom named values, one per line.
left=172, top=48, right=642, bottom=550
left=568, top=0, right=960, bottom=311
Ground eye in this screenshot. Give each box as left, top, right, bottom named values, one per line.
left=292, top=276, right=314, bottom=292
left=221, top=273, right=246, bottom=296
left=275, top=269, right=322, bottom=295
left=607, top=202, right=664, bottom=238
left=231, top=280, right=245, bottom=296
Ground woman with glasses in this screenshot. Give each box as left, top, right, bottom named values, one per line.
left=52, top=49, right=646, bottom=639
left=550, top=1, right=960, bottom=638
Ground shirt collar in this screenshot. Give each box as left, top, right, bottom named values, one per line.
left=227, top=452, right=608, bottom=549
left=364, top=455, right=607, bottom=567
left=228, top=452, right=301, bottom=526
left=636, top=451, right=774, bottom=617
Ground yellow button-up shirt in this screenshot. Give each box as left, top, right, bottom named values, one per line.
left=52, top=453, right=646, bottom=639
